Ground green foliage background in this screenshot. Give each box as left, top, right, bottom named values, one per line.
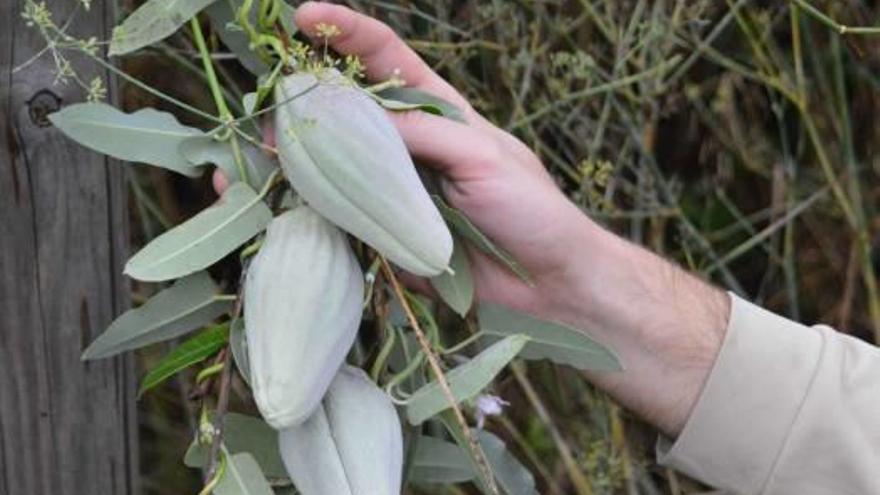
left=129, top=1, right=880, bottom=493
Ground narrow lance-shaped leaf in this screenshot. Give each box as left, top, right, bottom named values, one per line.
left=185, top=413, right=288, bottom=479
left=432, top=195, right=532, bottom=283
left=478, top=304, right=622, bottom=371
left=83, top=272, right=231, bottom=360
left=138, top=323, right=229, bottom=397
left=125, top=182, right=273, bottom=282
left=205, top=0, right=270, bottom=76
left=375, top=87, right=467, bottom=123
left=406, top=334, right=529, bottom=425
left=243, top=92, right=258, bottom=114
left=180, top=135, right=277, bottom=188
left=49, top=103, right=204, bottom=176
left=477, top=431, right=539, bottom=495
left=430, top=236, right=475, bottom=317
left=409, top=435, right=476, bottom=485
left=109, top=0, right=220, bottom=56
left=214, top=452, right=275, bottom=495
left=439, top=414, right=538, bottom=495
left=438, top=411, right=496, bottom=492
left=276, top=1, right=297, bottom=41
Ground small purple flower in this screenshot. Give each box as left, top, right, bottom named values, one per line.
left=475, top=394, right=510, bottom=429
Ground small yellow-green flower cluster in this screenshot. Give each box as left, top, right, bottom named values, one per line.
left=21, top=0, right=105, bottom=101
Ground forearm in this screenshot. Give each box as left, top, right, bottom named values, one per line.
left=539, top=212, right=730, bottom=436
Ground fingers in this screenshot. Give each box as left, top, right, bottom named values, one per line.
left=212, top=169, right=229, bottom=195
left=216, top=113, right=487, bottom=191
left=294, top=2, right=470, bottom=111
left=389, top=111, right=500, bottom=182
left=262, top=120, right=276, bottom=149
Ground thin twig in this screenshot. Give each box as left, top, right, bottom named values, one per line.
left=792, top=0, right=880, bottom=35
left=511, top=361, right=594, bottom=495
left=205, top=268, right=248, bottom=479
left=379, top=258, right=499, bottom=495
left=205, top=349, right=233, bottom=478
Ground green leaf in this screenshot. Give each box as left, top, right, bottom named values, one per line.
left=438, top=412, right=496, bottom=491
left=478, top=304, right=622, bottom=371
left=229, top=319, right=251, bottom=385
left=439, top=415, right=538, bottom=495
left=430, top=237, right=474, bottom=317
left=409, top=435, right=476, bottom=485
left=276, top=1, right=297, bottom=41
left=185, top=413, right=288, bottom=479
left=215, top=452, right=275, bottom=495
left=386, top=298, right=409, bottom=328
left=138, top=323, right=229, bottom=397
left=83, top=272, right=231, bottom=360
left=387, top=332, right=425, bottom=394
left=243, top=92, right=258, bottom=114
left=432, top=195, right=532, bottom=284
left=180, top=135, right=276, bottom=187
left=477, top=431, right=538, bottom=495
left=205, top=0, right=270, bottom=76
left=406, top=335, right=529, bottom=425
left=109, top=0, right=220, bottom=56
left=49, top=103, right=204, bottom=176
left=375, top=87, right=466, bottom=123
left=125, top=182, right=272, bottom=282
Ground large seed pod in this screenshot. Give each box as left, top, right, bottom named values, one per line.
left=279, top=365, right=403, bottom=495
left=244, top=207, right=364, bottom=429
left=274, top=70, right=453, bottom=276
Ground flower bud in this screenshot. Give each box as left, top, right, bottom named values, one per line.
left=244, top=207, right=364, bottom=429
left=274, top=70, right=452, bottom=276
left=279, top=366, right=403, bottom=495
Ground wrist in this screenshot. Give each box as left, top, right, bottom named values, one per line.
left=541, top=214, right=731, bottom=435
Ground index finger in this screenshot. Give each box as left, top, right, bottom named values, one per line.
left=294, top=2, right=471, bottom=110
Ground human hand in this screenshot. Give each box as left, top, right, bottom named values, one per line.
left=216, top=1, right=604, bottom=320
left=216, top=2, right=731, bottom=436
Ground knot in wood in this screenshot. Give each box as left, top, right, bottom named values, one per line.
left=26, top=89, right=62, bottom=128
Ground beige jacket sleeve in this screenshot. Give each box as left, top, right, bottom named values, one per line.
left=657, top=293, right=880, bottom=494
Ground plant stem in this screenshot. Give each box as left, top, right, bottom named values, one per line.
left=154, top=44, right=246, bottom=116
left=83, top=52, right=222, bottom=123
left=707, top=188, right=827, bottom=274
left=829, top=35, right=880, bottom=336
left=190, top=16, right=250, bottom=185
left=510, top=56, right=681, bottom=130
left=197, top=450, right=227, bottom=495
left=792, top=0, right=880, bottom=35
left=379, top=258, right=499, bottom=495
left=205, top=268, right=247, bottom=479
left=196, top=362, right=225, bottom=384
left=497, top=415, right=564, bottom=494
left=511, top=361, right=594, bottom=495
left=370, top=322, right=397, bottom=381
left=205, top=349, right=233, bottom=479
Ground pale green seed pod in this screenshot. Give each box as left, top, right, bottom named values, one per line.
left=274, top=70, right=453, bottom=276
left=278, top=365, right=403, bottom=495
left=244, top=206, right=364, bottom=429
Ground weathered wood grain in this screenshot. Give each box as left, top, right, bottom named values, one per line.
left=0, top=1, right=139, bottom=494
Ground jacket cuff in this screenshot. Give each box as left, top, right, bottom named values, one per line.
left=656, top=293, right=823, bottom=493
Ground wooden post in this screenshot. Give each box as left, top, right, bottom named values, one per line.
left=0, top=1, right=139, bottom=494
